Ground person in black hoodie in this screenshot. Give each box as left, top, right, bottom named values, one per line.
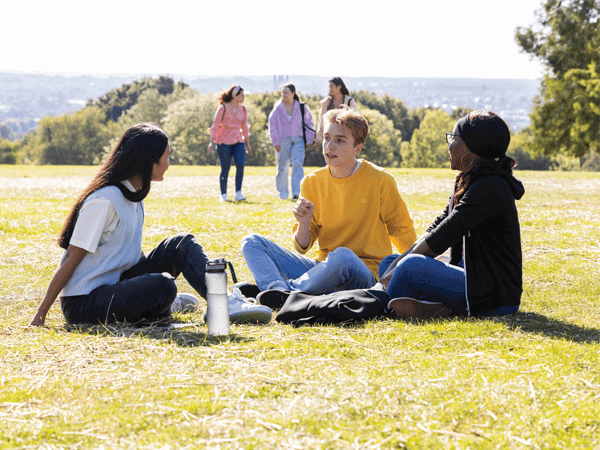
left=379, top=110, right=525, bottom=319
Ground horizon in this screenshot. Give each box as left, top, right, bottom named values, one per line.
left=0, top=70, right=542, bottom=82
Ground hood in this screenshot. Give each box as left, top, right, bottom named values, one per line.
left=506, top=174, right=525, bottom=200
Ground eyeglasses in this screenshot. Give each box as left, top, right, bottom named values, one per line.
left=446, top=132, right=460, bottom=144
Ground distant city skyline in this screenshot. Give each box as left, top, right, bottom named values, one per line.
left=3, top=0, right=545, bottom=80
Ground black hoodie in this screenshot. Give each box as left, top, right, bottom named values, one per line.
left=425, top=173, right=525, bottom=315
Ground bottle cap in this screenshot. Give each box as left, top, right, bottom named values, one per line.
left=206, top=258, right=227, bottom=272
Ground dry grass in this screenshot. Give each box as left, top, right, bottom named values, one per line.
left=1, top=165, right=599, bottom=449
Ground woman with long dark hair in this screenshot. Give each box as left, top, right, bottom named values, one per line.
left=30, top=123, right=271, bottom=326
left=314, top=77, right=358, bottom=152
left=379, top=111, right=524, bottom=319
left=208, top=85, right=252, bottom=202
left=268, top=83, right=315, bottom=200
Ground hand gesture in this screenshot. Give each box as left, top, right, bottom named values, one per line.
left=208, top=143, right=214, bottom=153
left=293, top=197, right=314, bottom=224
left=275, top=145, right=281, bottom=153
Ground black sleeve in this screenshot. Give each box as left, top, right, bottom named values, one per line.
left=426, top=197, right=452, bottom=233
left=425, top=178, right=511, bottom=254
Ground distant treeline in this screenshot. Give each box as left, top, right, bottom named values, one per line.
left=0, top=75, right=597, bottom=171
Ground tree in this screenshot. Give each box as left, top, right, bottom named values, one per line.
left=351, top=90, right=421, bottom=142
left=37, top=107, right=110, bottom=165
left=162, top=93, right=217, bottom=165
left=94, top=75, right=189, bottom=123
left=506, top=128, right=554, bottom=170
left=515, top=0, right=599, bottom=156
left=360, top=108, right=402, bottom=167
left=400, top=109, right=455, bottom=168
left=0, top=137, right=17, bottom=164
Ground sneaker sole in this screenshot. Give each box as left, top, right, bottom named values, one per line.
left=388, top=297, right=451, bottom=320
left=229, top=310, right=272, bottom=324
left=234, top=282, right=261, bottom=299
left=256, top=291, right=288, bottom=310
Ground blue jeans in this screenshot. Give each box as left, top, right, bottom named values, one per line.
left=276, top=136, right=305, bottom=199
left=216, top=142, right=246, bottom=194
left=241, top=233, right=376, bottom=295
left=380, top=254, right=518, bottom=316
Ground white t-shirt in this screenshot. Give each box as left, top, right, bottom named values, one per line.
left=70, top=180, right=139, bottom=253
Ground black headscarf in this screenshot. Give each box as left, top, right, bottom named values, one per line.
left=456, top=113, right=510, bottom=159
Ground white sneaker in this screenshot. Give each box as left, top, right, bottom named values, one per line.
left=228, top=288, right=272, bottom=324
left=234, top=191, right=247, bottom=201
left=171, top=293, right=199, bottom=313
left=220, top=194, right=228, bottom=202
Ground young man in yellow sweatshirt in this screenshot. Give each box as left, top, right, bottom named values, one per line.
left=241, top=108, right=416, bottom=296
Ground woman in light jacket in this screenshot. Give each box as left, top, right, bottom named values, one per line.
left=268, top=83, right=315, bottom=200
left=208, top=85, right=252, bottom=202
left=314, top=77, right=358, bottom=152
left=379, top=111, right=524, bottom=319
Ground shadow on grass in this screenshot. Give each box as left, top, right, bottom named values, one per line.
left=62, top=319, right=255, bottom=347
left=293, top=312, right=600, bottom=344
left=494, top=311, right=600, bottom=344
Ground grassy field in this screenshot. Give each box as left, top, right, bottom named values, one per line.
left=0, top=164, right=599, bottom=449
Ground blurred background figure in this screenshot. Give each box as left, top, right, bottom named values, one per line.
left=268, top=83, right=315, bottom=200
left=208, top=85, right=252, bottom=202
left=314, top=77, right=359, bottom=152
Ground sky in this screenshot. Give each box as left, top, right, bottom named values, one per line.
left=2, top=0, right=545, bottom=80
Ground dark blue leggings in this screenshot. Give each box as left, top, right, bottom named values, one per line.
left=216, top=142, right=246, bottom=194
left=60, top=233, right=209, bottom=324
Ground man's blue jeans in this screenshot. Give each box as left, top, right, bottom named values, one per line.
left=380, top=254, right=518, bottom=316
left=241, top=233, right=376, bottom=295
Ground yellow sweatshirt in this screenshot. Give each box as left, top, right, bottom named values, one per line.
left=292, top=160, right=416, bottom=279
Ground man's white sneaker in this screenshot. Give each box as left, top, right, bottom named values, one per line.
left=234, top=191, right=247, bottom=201
left=228, top=288, right=272, bottom=324
left=220, top=194, right=228, bottom=202
left=171, top=293, right=199, bottom=313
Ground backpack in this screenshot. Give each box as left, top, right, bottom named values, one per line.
left=299, top=102, right=316, bottom=147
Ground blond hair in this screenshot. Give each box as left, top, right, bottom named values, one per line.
left=323, top=108, right=369, bottom=146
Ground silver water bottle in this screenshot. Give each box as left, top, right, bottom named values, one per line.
left=205, top=258, right=229, bottom=336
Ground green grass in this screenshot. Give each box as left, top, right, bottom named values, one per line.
left=1, top=165, right=599, bottom=449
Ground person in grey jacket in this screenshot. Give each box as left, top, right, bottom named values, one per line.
left=380, top=110, right=524, bottom=319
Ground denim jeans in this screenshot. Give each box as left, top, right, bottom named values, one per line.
left=276, top=136, right=305, bottom=199
left=216, top=142, right=246, bottom=194
left=380, top=254, right=519, bottom=316
left=241, top=233, right=376, bottom=295
left=60, top=233, right=209, bottom=324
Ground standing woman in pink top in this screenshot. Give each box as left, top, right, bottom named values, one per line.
left=208, top=85, right=252, bottom=202
left=314, top=77, right=359, bottom=152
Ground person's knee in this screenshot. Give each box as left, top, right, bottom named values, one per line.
left=326, top=248, right=362, bottom=273
left=241, top=233, right=265, bottom=256
left=379, top=254, right=399, bottom=278
left=141, top=273, right=177, bottom=307
left=172, top=232, right=194, bottom=243
left=327, top=247, right=356, bottom=262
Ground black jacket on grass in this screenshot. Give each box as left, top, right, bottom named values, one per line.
left=425, top=174, right=525, bottom=316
